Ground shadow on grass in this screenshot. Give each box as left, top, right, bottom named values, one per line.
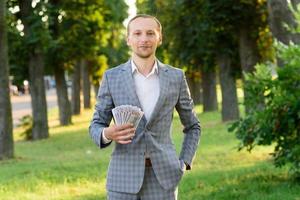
left=179, top=164, right=300, bottom=200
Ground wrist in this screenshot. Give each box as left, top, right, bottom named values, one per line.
left=103, top=128, right=111, bottom=140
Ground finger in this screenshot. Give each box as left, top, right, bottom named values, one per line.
left=116, top=128, right=136, bottom=136
left=117, top=133, right=135, bottom=141
left=117, top=139, right=132, bottom=144
left=115, top=123, right=134, bottom=131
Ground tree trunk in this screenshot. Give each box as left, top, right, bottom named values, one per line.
left=239, top=26, right=260, bottom=114
left=201, top=68, right=218, bottom=112
left=186, top=74, right=202, bottom=105
left=47, top=0, right=71, bottom=125
left=267, top=0, right=300, bottom=66
left=28, top=50, right=49, bottom=139
left=267, top=0, right=300, bottom=44
left=19, top=0, right=49, bottom=139
left=71, top=61, right=81, bottom=115
left=0, top=0, right=14, bottom=159
left=81, top=60, right=91, bottom=109
left=54, top=65, right=72, bottom=125
left=216, top=53, right=239, bottom=121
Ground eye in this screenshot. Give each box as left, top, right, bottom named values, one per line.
left=133, top=32, right=141, bottom=36
left=147, top=32, right=155, bottom=36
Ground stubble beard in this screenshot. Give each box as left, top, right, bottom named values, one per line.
left=135, top=47, right=156, bottom=59
left=136, top=52, right=153, bottom=59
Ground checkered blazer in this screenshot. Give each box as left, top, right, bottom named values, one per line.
left=89, top=60, right=201, bottom=194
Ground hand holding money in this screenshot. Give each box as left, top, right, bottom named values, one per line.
left=104, top=105, right=144, bottom=144
left=112, top=105, right=144, bottom=128
left=104, top=123, right=135, bottom=144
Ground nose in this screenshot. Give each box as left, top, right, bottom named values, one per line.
left=139, top=33, right=150, bottom=42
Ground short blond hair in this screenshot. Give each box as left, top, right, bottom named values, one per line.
left=127, top=14, right=162, bottom=35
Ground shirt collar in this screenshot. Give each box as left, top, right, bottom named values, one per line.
left=131, top=59, right=158, bottom=76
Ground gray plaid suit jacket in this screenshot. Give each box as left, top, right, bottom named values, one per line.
left=89, top=60, right=201, bottom=194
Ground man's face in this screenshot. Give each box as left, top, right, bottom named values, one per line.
left=127, top=17, right=162, bottom=59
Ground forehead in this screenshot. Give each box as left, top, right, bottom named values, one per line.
left=128, top=17, right=160, bottom=32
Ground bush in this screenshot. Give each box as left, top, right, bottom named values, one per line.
left=18, top=115, right=33, bottom=140
left=229, top=43, right=300, bottom=180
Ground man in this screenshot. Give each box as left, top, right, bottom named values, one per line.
left=89, top=14, right=201, bottom=200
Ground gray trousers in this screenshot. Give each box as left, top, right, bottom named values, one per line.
left=108, top=166, right=178, bottom=200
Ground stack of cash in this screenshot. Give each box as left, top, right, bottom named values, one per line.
left=112, top=105, right=144, bottom=128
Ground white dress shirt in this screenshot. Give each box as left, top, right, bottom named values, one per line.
left=102, top=59, right=160, bottom=143
left=131, top=60, right=160, bottom=121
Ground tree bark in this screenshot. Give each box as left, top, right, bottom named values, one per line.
left=81, top=60, right=91, bottom=109
left=19, top=0, right=49, bottom=139
left=239, top=26, right=260, bottom=114
left=28, top=50, right=49, bottom=139
left=49, top=0, right=72, bottom=125
left=267, top=0, right=300, bottom=67
left=201, top=68, right=218, bottom=112
left=54, top=65, right=72, bottom=125
left=216, top=53, right=239, bottom=121
left=186, top=74, right=202, bottom=105
left=71, top=61, right=81, bottom=115
left=267, top=0, right=300, bottom=44
left=0, top=0, right=14, bottom=159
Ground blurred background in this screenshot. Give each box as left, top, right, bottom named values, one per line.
left=0, top=0, right=300, bottom=199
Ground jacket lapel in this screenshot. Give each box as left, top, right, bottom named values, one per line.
left=120, top=60, right=142, bottom=108
left=120, top=61, right=147, bottom=125
left=146, top=60, right=169, bottom=129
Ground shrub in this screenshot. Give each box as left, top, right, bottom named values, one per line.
left=229, top=43, right=300, bottom=180
left=18, top=115, right=33, bottom=140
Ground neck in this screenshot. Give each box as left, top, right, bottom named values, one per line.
left=132, top=54, right=156, bottom=76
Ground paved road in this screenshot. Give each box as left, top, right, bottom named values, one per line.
left=11, top=89, right=58, bottom=127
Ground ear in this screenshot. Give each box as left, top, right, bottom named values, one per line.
left=158, top=35, right=162, bottom=45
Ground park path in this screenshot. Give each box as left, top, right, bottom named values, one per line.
left=11, top=89, right=57, bottom=127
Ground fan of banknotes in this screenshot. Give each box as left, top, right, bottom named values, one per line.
left=112, top=105, right=144, bottom=128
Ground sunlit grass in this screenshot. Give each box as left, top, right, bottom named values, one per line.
left=1, top=105, right=299, bottom=200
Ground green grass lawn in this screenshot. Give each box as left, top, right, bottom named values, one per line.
left=0, top=106, right=299, bottom=200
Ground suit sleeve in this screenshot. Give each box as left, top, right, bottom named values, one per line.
left=89, top=72, right=114, bottom=148
left=175, top=71, right=201, bottom=170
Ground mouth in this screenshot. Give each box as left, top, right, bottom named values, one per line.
left=139, top=46, right=151, bottom=49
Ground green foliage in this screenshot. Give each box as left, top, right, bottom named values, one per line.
left=229, top=43, right=300, bottom=179
left=7, top=0, right=52, bottom=86
left=18, top=115, right=33, bottom=141
left=46, top=0, right=128, bottom=81
left=136, top=0, right=272, bottom=75
left=100, top=0, right=129, bottom=68
left=7, top=8, right=29, bottom=87
left=47, top=0, right=109, bottom=66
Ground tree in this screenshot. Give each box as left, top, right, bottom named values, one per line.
left=81, top=60, right=91, bottom=109
left=71, top=60, right=81, bottom=115
left=227, top=0, right=266, bottom=115
left=229, top=44, right=300, bottom=179
left=19, top=0, right=49, bottom=139
left=137, top=0, right=273, bottom=116
left=230, top=3, right=300, bottom=179
left=0, top=0, right=14, bottom=159
left=267, top=0, right=300, bottom=45
left=87, top=0, right=128, bottom=101
left=48, top=0, right=128, bottom=115
left=137, top=0, right=218, bottom=111
left=205, top=0, right=272, bottom=117
left=48, top=0, right=72, bottom=125
left=267, top=0, right=300, bottom=66
left=216, top=53, right=240, bottom=121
